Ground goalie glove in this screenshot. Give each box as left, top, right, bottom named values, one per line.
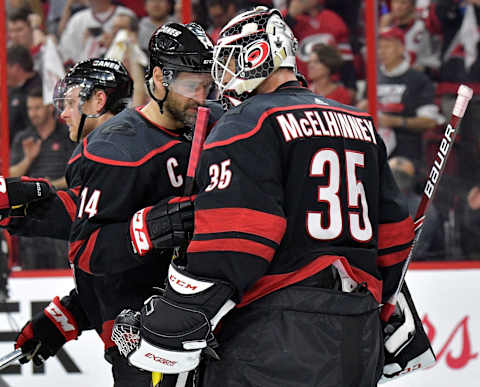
left=113, top=264, right=236, bottom=373
left=129, top=196, right=194, bottom=257
left=379, top=284, right=436, bottom=383
left=15, top=296, right=81, bottom=366
left=0, top=176, right=54, bottom=225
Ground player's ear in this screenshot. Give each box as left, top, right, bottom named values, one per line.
left=152, top=66, right=166, bottom=99
left=94, top=90, right=108, bottom=113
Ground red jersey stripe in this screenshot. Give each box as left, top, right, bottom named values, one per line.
left=238, top=255, right=383, bottom=307
left=204, top=104, right=372, bottom=150
left=77, top=229, right=100, bottom=274
left=194, top=208, right=286, bottom=244
left=378, top=217, right=414, bottom=250
left=188, top=238, right=276, bottom=262
left=377, top=246, right=411, bottom=268
left=57, top=191, right=77, bottom=221
left=68, top=153, right=81, bottom=165
left=82, top=137, right=181, bottom=167
left=100, top=320, right=116, bottom=350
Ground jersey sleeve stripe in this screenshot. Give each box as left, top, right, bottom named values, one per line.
left=57, top=191, right=77, bottom=221
left=188, top=238, right=276, bottom=262
left=71, top=186, right=81, bottom=196
left=377, top=246, right=412, bottom=268
left=68, top=153, right=81, bottom=165
left=68, top=229, right=100, bottom=274
left=194, top=208, right=286, bottom=244
left=83, top=137, right=181, bottom=167
left=99, top=320, right=116, bottom=350
left=378, top=217, right=414, bottom=250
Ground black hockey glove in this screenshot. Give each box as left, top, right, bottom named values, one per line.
left=379, top=284, right=436, bottom=383
left=15, top=291, right=88, bottom=366
left=129, top=196, right=194, bottom=257
left=113, top=264, right=236, bottom=373
left=0, top=176, right=54, bottom=226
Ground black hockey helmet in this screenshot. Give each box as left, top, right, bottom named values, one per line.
left=145, top=22, right=214, bottom=112
left=53, top=58, right=133, bottom=141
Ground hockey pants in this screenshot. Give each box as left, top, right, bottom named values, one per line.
left=202, top=283, right=384, bottom=387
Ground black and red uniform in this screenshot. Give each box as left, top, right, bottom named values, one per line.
left=8, top=103, right=222, bottom=385
left=186, top=82, right=414, bottom=386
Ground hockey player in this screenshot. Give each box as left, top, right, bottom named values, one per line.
left=114, top=7, right=430, bottom=386
left=3, top=23, right=220, bottom=386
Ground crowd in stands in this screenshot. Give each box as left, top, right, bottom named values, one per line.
left=3, top=0, right=480, bottom=269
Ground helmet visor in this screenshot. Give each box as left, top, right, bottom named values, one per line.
left=53, top=79, right=100, bottom=117
left=168, top=72, right=214, bottom=101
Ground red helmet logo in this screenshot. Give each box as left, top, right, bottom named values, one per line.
left=245, top=40, right=270, bottom=70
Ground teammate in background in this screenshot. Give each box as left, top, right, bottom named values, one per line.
left=117, top=7, right=420, bottom=386
left=2, top=22, right=220, bottom=385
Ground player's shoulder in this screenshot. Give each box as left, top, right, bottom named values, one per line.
left=206, top=86, right=367, bottom=147
left=83, top=108, right=185, bottom=166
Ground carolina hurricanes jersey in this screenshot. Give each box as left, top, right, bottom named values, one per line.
left=187, top=82, right=414, bottom=308
left=7, top=102, right=223, bottom=350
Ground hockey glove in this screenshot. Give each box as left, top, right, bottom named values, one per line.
left=0, top=176, right=54, bottom=225
left=379, top=284, right=436, bottom=383
left=130, top=196, right=194, bottom=257
left=15, top=291, right=88, bottom=366
left=114, top=263, right=236, bottom=373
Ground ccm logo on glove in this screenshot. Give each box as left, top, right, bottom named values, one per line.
left=130, top=207, right=153, bottom=256
left=44, top=297, right=78, bottom=341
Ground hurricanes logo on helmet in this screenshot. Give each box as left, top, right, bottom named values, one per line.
left=245, top=40, right=270, bottom=70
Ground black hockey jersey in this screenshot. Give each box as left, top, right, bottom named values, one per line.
left=187, top=82, right=414, bottom=307
left=7, top=103, right=223, bottom=350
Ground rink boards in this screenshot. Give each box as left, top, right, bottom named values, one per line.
left=0, top=263, right=479, bottom=387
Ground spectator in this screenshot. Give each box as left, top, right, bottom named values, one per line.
left=284, top=0, right=356, bottom=90
left=138, top=0, right=177, bottom=52
left=427, top=0, right=480, bottom=187
left=460, top=185, right=480, bottom=260
left=51, top=0, right=89, bottom=36
left=7, top=45, right=42, bottom=145
left=307, top=43, right=354, bottom=105
left=206, top=0, right=240, bottom=43
left=389, top=156, right=444, bottom=260
left=8, top=87, right=73, bottom=270
left=358, top=27, right=439, bottom=171
left=379, top=0, right=440, bottom=70
left=59, top=0, right=135, bottom=63
left=7, top=8, right=44, bottom=71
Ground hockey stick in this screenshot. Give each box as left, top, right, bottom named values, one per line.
left=184, top=107, right=210, bottom=196
left=388, top=84, right=473, bottom=310
left=0, top=349, right=24, bottom=370
left=155, top=106, right=210, bottom=387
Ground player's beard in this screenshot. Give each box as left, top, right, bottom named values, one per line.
left=164, top=93, right=199, bottom=128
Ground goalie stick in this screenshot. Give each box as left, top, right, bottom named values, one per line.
left=378, top=85, right=473, bottom=383
left=383, top=84, right=473, bottom=318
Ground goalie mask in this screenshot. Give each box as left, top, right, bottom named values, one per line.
left=146, top=22, right=214, bottom=114
left=212, top=7, right=297, bottom=110
left=53, top=58, right=133, bottom=142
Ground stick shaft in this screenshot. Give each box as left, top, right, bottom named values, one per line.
left=393, top=86, right=473, bottom=300
left=0, top=348, right=23, bottom=370
left=184, top=107, right=210, bottom=196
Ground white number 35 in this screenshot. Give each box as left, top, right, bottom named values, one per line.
left=205, top=159, right=232, bottom=192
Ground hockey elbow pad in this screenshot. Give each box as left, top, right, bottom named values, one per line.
left=0, top=176, right=54, bottom=213
left=130, top=196, right=194, bottom=257
left=120, top=263, right=236, bottom=373
left=15, top=291, right=88, bottom=366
